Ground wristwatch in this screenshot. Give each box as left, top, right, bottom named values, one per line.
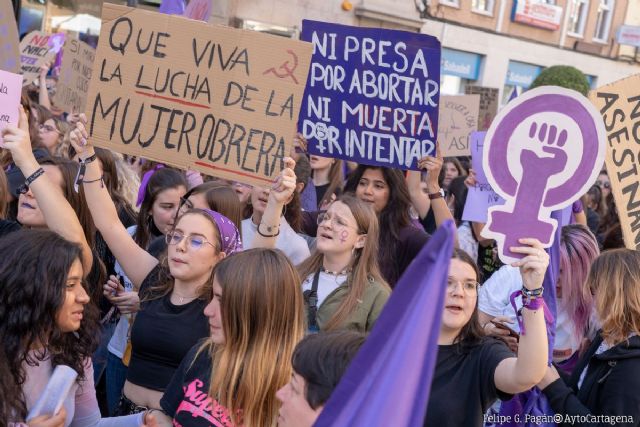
left=428, top=188, right=445, bottom=200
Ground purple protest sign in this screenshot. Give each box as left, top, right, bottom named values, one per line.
left=481, top=87, right=605, bottom=263
left=462, top=131, right=505, bottom=223
left=0, top=70, right=24, bottom=144
left=299, top=20, right=441, bottom=170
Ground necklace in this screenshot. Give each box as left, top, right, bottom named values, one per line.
left=321, top=266, right=352, bottom=276
left=173, top=291, right=198, bottom=304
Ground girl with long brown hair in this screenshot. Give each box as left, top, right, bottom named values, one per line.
left=156, top=248, right=306, bottom=427
left=297, top=194, right=390, bottom=332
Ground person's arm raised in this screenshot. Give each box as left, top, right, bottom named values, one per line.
left=2, top=106, right=93, bottom=274
left=70, top=116, right=158, bottom=289
left=38, top=62, right=52, bottom=110
left=251, top=157, right=297, bottom=249
left=494, top=238, right=549, bottom=394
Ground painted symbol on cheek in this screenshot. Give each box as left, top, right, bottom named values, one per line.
left=339, top=230, right=349, bottom=243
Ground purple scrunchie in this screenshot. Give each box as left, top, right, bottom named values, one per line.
left=136, top=164, right=165, bottom=207
left=201, top=209, right=242, bottom=255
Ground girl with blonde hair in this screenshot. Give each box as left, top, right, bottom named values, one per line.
left=539, top=249, right=640, bottom=422
left=156, top=249, right=306, bottom=426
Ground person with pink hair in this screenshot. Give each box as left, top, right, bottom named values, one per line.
left=479, top=224, right=600, bottom=372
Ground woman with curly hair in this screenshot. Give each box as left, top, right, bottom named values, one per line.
left=0, top=229, right=143, bottom=426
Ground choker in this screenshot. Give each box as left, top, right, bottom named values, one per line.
left=321, top=266, right=352, bottom=276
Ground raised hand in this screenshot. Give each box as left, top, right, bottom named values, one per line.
left=269, top=157, right=297, bottom=205
left=69, top=114, right=92, bottom=158
left=1, top=106, right=34, bottom=169
left=510, top=238, right=549, bottom=290
left=417, top=143, right=443, bottom=190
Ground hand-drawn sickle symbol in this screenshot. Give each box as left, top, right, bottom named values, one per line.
left=262, top=49, right=299, bottom=84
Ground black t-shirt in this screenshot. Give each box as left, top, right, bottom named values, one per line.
left=380, top=225, right=429, bottom=287
left=315, top=183, right=330, bottom=207
left=126, top=266, right=209, bottom=391
left=147, top=235, right=167, bottom=259
left=161, top=342, right=238, bottom=426
left=424, top=338, right=514, bottom=427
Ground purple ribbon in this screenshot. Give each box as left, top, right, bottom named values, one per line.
left=136, top=164, right=165, bottom=207
left=201, top=209, right=242, bottom=255
left=509, top=289, right=554, bottom=336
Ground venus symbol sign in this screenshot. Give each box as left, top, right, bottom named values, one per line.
left=481, top=87, right=605, bottom=264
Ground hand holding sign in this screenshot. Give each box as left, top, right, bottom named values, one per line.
left=417, top=143, right=443, bottom=190
left=2, top=106, right=34, bottom=169
left=481, top=87, right=605, bottom=263
left=27, top=407, right=67, bottom=427
left=509, top=238, right=550, bottom=291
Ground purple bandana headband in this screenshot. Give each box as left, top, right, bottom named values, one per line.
left=201, top=209, right=243, bottom=255
left=136, top=164, right=165, bottom=207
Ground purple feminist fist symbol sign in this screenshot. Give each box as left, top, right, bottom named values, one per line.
left=482, top=87, right=605, bottom=263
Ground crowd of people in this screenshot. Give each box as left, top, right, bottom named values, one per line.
left=1, top=52, right=640, bottom=427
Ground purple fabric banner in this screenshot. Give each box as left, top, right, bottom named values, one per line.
left=314, top=220, right=456, bottom=427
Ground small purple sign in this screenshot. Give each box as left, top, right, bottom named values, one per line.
left=481, top=87, right=605, bottom=263
left=462, top=131, right=505, bottom=223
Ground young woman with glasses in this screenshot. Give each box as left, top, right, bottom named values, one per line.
left=69, top=120, right=245, bottom=415
left=296, top=194, right=390, bottom=333
left=38, top=116, right=69, bottom=157
left=100, top=166, right=187, bottom=414
left=424, top=244, right=549, bottom=427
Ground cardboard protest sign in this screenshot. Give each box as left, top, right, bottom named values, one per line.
left=0, top=70, right=23, bottom=144
left=462, top=131, right=505, bottom=223
left=438, top=94, right=479, bottom=157
left=184, top=0, right=212, bottom=21
left=481, top=87, right=605, bottom=263
left=465, top=85, right=499, bottom=131
left=0, top=1, right=19, bottom=73
left=53, top=39, right=95, bottom=113
left=85, top=4, right=312, bottom=186
left=19, top=31, right=58, bottom=85
left=299, top=20, right=441, bottom=170
left=589, top=75, right=640, bottom=250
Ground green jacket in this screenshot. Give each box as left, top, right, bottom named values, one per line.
left=312, top=277, right=390, bottom=333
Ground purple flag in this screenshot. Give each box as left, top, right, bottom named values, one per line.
left=314, top=221, right=456, bottom=427
left=159, top=0, right=186, bottom=15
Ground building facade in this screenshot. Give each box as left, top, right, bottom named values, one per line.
left=16, top=0, right=640, bottom=102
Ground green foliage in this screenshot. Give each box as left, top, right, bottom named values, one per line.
left=529, top=65, right=590, bottom=96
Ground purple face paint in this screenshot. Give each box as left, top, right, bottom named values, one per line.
left=481, top=87, right=605, bottom=263
left=339, top=229, right=349, bottom=244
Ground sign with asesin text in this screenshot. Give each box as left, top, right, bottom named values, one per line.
left=85, top=4, right=312, bottom=186
left=590, top=75, right=640, bottom=250
left=299, top=20, right=440, bottom=170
